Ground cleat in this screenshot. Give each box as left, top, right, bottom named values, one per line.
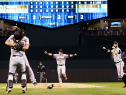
left=6, top=88, right=11, bottom=93
left=22, top=87, right=27, bottom=93
left=123, top=85, right=126, bottom=88
left=33, top=81, right=37, bottom=86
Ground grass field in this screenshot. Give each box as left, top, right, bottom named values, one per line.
left=0, top=82, right=126, bottom=95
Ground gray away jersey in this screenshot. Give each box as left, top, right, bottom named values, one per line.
left=8, top=35, right=30, bottom=56
left=111, top=47, right=122, bottom=63
left=53, top=54, right=69, bottom=65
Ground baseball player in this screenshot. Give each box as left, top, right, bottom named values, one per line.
left=5, top=30, right=29, bottom=93
left=9, top=30, right=37, bottom=86
left=37, top=62, right=47, bottom=83
left=44, top=49, right=77, bottom=83
left=103, top=41, right=126, bottom=88
left=23, top=52, right=37, bottom=85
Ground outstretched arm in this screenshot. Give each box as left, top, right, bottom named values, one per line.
left=102, top=47, right=111, bottom=53
left=103, top=46, right=120, bottom=55
left=44, top=51, right=53, bottom=56
left=69, top=53, right=77, bottom=57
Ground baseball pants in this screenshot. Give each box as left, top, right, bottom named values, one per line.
left=8, top=56, right=26, bottom=81
left=10, top=49, right=36, bottom=83
left=115, top=61, right=125, bottom=78
left=57, top=65, right=66, bottom=83
left=23, top=53, right=36, bottom=83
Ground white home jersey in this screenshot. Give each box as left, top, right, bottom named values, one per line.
left=8, top=35, right=30, bottom=56
left=53, top=54, right=69, bottom=65
left=111, top=47, right=122, bottom=63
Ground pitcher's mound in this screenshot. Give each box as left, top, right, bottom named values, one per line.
left=14, top=83, right=104, bottom=88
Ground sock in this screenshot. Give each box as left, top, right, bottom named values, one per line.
left=122, top=75, right=126, bottom=85
left=59, top=78, right=62, bottom=83
left=21, top=80, right=26, bottom=88
left=8, top=80, right=13, bottom=88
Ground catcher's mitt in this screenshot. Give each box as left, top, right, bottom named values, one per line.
left=47, top=84, right=54, bottom=89
left=14, top=42, right=23, bottom=51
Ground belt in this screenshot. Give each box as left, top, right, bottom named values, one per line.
left=58, top=64, right=64, bottom=66
left=13, top=55, right=23, bottom=57
left=115, top=61, right=122, bottom=64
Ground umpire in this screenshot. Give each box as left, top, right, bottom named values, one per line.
left=37, top=62, right=47, bottom=83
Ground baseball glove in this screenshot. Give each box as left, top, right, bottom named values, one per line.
left=47, top=84, right=54, bottom=89
left=14, top=42, right=23, bottom=51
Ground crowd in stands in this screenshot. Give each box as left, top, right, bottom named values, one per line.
left=80, top=29, right=126, bottom=36
left=0, top=26, right=21, bottom=37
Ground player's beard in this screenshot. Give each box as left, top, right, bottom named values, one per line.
left=115, top=46, right=118, bottom=48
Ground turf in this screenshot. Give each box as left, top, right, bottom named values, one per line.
left=0, top=82, right=126, bottom=95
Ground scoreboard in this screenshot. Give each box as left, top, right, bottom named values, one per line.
left=0, top=0, right=108, bottom=28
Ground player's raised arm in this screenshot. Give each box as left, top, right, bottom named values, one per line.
left=102, top=47, right=111, bottom=53
left=69, top=53, right=77, bottom=57
left=44, top=51, right=53, bottom=56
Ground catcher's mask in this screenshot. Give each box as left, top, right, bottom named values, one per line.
left=14, top=30, right=24, bottom=40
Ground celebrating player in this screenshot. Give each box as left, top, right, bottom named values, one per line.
left=23, top=51, right=37, bottom=86
left=103, top=41, right=126, bottom=88
left=5, top=30, right=29, bottom=93
left=44, top=49, right=77, bottom=83
left=9, top=29, right=37, bottom=86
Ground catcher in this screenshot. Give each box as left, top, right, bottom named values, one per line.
left=9, top=30, right=37, bottom=86
left=103, top=41, right=126, bottom=88
left=5, top=30, right=29, bottom=93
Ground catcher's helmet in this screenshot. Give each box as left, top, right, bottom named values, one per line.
left=14, top=30, right=24, bottom=40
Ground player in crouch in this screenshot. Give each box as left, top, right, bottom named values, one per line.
left=103, top=41, right=126, bottom=88
left=44, top=49, right=77, bottom=83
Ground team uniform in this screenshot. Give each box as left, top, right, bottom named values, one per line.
left=23, top=53, right=37, bottom=84
left=6, top=35, right=28, bottom=92
left=111, top=47, right=125, bottom=78
left=53, top=54, right=69, bottom=83
left=110, top=46, right=126, bottom=88
left=9, top=35, right=37, bottom=85
left=37, top=64, right=47, bottom=83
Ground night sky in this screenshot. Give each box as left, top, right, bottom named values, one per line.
left=108, top=0, right=126, bottom=18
